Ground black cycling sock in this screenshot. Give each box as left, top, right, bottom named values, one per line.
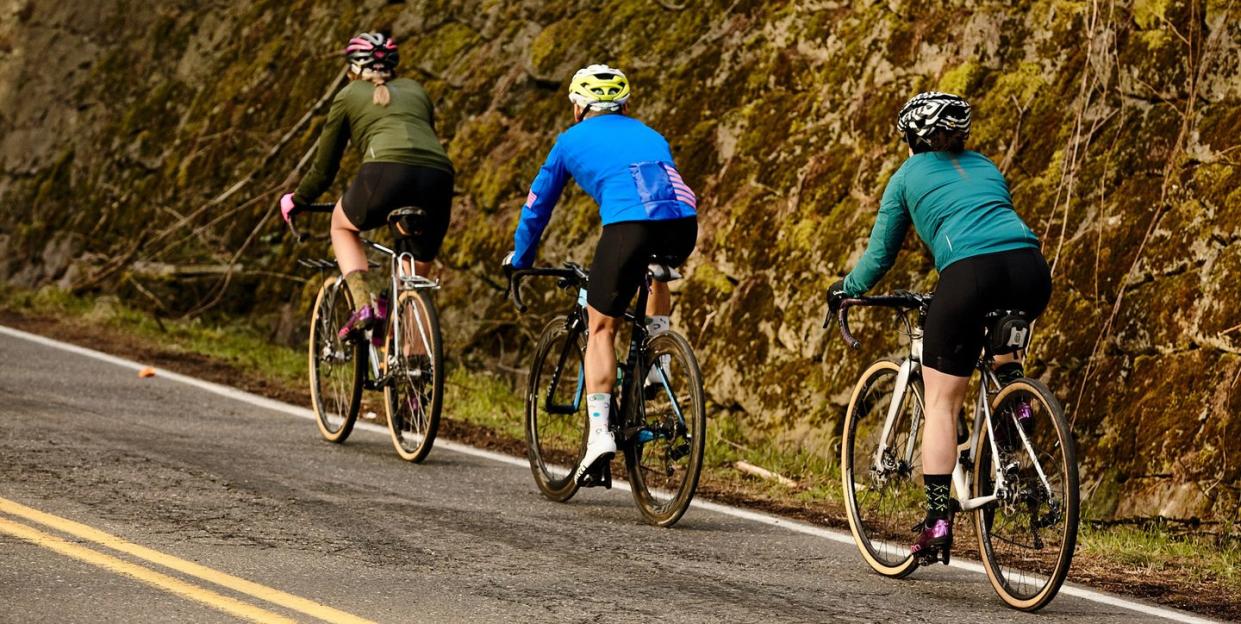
left=924, top=473, right=953, bottom=523
left=995, top=361, right=1024, bottom=385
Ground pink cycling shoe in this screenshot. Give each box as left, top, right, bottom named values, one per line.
left=911, top=517, right=953, bottom=565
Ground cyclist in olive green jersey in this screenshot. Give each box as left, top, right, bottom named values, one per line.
left=281, top=32, right=454, bottom=338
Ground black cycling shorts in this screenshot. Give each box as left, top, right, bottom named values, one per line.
left=923, top=247, right=1052, bottom=377
left=588, top=218, right=698, bottom=317
left=342, top=162, right=454, bottom=262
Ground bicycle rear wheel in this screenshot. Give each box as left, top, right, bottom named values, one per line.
left=308, top=277, right=365, bottom=443
left=625, top=331, right=706, bottom=528
left=525, top=317, right=588, bottom=502
left=973, top=378, right=1078, bottom=611
left=384, top=290, right=443, bottom=463
left=841, top=359, right=923, bottom=577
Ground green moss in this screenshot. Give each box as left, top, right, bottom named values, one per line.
left=938, top=61, right=984, bottom=96
left=1132, top=0, right=1174, bottom=29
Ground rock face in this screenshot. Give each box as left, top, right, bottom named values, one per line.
left=1, top=0, right=1237, bottom=520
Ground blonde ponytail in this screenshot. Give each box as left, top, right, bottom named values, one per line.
left=349, top=65, right=394, bottom=106
left=365, top=67, right=392, bottom=107
left=372, top=76, right=391, bottom=106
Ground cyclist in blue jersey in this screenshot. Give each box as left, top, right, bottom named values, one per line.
left=502, top=65, right=699, bottom=485
left=827, top=92, right=1051, bottom=561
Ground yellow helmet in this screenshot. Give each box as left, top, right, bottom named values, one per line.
left=568, top=64, right=631, bottom=112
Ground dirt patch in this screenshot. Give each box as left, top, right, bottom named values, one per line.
left=1, top=310, right=1236, bottom=620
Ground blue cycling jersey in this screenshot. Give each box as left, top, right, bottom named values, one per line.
left=511, top=114, right=698, bottom=268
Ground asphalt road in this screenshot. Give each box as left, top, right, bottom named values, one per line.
left=0, top=327, right=1213, bottom=623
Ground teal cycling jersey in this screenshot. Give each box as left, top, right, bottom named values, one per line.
left=842, top=150, right=1039, bottom=296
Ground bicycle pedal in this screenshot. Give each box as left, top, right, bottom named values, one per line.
left=576, top=454, right=614, bottom=488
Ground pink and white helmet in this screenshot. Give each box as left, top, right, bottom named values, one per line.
left=345, top=32, right=399, bottom=71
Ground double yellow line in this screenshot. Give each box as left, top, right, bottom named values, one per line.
left=0, top=497, right=376, bottom=623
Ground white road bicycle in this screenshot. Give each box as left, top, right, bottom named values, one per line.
left=289, top=203, right=444, bottom=463
left=830, top=291, right=1079, bottom=611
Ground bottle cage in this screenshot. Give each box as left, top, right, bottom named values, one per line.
left=985, top=310, right=1031, bottom=355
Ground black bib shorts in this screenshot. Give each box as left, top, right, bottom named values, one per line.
left=587, top=217, right=698, bottom=317
left=923, top=247, right=1052, bottom=377
left=342, top=162, right=454, bottom=262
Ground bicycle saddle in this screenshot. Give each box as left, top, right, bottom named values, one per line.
left=647, top=255, right=682, bottom=283
left=387, top=206, right=428, bottom=237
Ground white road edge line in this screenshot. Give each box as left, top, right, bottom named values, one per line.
left=0, top=324, right=1214, bottom=624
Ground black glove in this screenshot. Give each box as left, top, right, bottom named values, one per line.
left=826, top=279, right=848, bottom=315
left=501, top=251, right=516, bottom=277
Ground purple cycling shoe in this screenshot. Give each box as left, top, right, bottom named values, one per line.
left=911, top=517, right=953, bottom=565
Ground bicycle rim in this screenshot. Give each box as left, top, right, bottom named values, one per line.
left=308, top=278, right=364, bottom=443
left=841, top=359, right=922, bottom=577
left=525, top=317, right=587, bottom=502
left=625, top=331, right=706, bottom=528
left=384, top=290, right=443, bottom=463
left=974, top=378, right=1079, bottom=611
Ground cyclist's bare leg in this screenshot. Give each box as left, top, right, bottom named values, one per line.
left=331, top=200, right=365, bottom=274
left=922, top=366, right=970, bottom=474
left=585, top=306, right=620, bottom=394
left=330, top=201, right=373, bottom=312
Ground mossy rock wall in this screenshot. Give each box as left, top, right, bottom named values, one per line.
left=1, top=0, right=1238, bottom=521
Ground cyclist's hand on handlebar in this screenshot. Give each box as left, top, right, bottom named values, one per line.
left=501, top=251, right=516, bottom=277
left=826, top=279, right=848, bottom=315
left=279, top=193, right=304, bottom=224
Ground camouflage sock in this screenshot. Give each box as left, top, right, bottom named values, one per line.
left=343, top=270, right=372, bottom=310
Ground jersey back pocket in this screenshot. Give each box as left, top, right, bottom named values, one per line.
left=629, top=161, right=677, bottom=206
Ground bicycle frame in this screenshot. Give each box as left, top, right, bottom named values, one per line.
left=358, top=238, right=440, bottom=390
left=848, top=304, right=1031, bottom=515
left=511, top=266, right=688, bottom=447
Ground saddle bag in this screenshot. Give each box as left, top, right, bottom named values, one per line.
left=985, top=310, right=1031, bottom=355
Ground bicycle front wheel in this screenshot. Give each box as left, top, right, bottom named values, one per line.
left=841, top=359, right=923, bottom=577
left=384, top=290, right=443, bottom=463
left=308, top=277, right=365, bottom=443
left=625, top=331, right=706, bottom=528
left=525, top=317, right=588, bottom=502
left=973, top=378, right=1079, bottom=611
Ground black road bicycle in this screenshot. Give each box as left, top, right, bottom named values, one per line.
left=507, top=259, right=706, bottom=527
left=831, top=291, right=1079, bottom=611
left=287, top=203, right=443, bottom=463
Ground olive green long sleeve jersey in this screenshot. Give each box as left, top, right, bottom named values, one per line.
left=294, top=77, right=453, bottom=204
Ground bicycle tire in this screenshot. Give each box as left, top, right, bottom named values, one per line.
left=308, top=277, right=365, bottom=443
left=973, top=378, right=1079, bottom=611
left=384, top=290, right=443, bottom=463
left=841, top=359, right=923, bottom=578
left=625, top=331, right=706, bottom=528
left=525, top=316, right=588, bottom=502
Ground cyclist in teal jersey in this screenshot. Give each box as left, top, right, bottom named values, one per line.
left=828, top=92, right=1051, bottom=559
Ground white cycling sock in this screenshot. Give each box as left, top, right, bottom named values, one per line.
left=645, top=315, right=672, bottom=386
left=646, top=354, right=672, bottom=386
left=646, top=315, right=671, bottom=337
left=586, top=393, right=610, bottom=439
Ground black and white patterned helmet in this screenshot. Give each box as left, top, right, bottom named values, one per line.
left=896, top=92, right=972, bottom=139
